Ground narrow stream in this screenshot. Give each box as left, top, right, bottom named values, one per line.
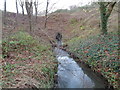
left=54, top=47, right=108, bottom=88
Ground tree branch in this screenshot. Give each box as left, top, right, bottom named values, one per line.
left=106, top=2, right=116, bottom=17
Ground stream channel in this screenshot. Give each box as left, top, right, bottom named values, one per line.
left=54, top=47, right=109, bottom=88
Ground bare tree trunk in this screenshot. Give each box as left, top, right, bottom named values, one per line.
left=4, top=0, right=6, bottom=24
left=4, top=0, right=6, bottom=16
left=16, top=0, right=19, bottom=14
left=25, top=0, right=33, bottom=34
left=27, top=15, right=32, bottom=32
left=34, top=0, right=38, bottom=22
left=21, top=5, right=24, bottom=16
left=19, top=0, right=24, bottom=16
left=16, top=0, right=19, bottom=27
left=44, top=0, right=49, bottom=28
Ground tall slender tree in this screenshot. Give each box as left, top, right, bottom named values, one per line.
left=19, top=0, right=24, bottom=16
left=25, top=0, right=33, bottom=34
left=34, top=0, right=38, bottom=22
left=4, top=0, right=6, bottom=24
left=15, top=0, right=19, bottom=28
left=44, top=0, right=49, bottom=28
left=16, top=0, right=19, bottom=14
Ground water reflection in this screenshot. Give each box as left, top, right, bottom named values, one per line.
left=54, top=48, right=94, bottom=88
left=54, top=48, right=106, bottom=88
left=57, top=56, right=95, bottom=88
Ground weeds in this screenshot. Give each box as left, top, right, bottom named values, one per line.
left=70, top=18, right=79, bottom=25
left=68, top=32, right=119, bottom=89
left=2, top=31, right=57, bottom=88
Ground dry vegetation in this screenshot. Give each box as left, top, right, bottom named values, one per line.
left=2, top=31, right=57, bottom=88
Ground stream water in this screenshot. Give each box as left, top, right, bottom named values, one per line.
left=54, top=47, right=107, bottom=88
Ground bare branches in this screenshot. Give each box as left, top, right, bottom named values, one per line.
left=106, top=2, right=116, bottom=17
left=99, top=2, right=116, bottom=18
left=25, top=0, right=33, bottom=16
left=104, top=2, right=111, bottom=7
left=44, top=0, right=57, bottom=28
left=18, top=0, right=25, bottom=16
left=47, top=1, right=57, bottom=13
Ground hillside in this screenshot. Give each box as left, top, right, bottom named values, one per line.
left=2, top=31, right=57, bottom=88
left=3, top=6, right=118, bottom=41
left=2, top=5, right=119, bottom=89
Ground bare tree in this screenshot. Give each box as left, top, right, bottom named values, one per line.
left=99, top=2, right=116, bottom=35
left=4, top=0, right=6, bottom=24
left=19, top=0, right=24, bottom=16
left=44, top=0, right=58, bottom=28
left=25, top=0, right=33, bottom=34
left=44, top=0, right=49, bottom=28
left=16, top=0, right=19, bottom=14
left=34, top=0, right=39, bottom=22
left=15, top=0, right=19, bottom=27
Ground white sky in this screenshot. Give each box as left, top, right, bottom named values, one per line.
left=0, top=0, right=98, bottom=14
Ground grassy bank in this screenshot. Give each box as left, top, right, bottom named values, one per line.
left=1, top=31, right=57, bottom=88
left=67, top=31, right=119, bottom=89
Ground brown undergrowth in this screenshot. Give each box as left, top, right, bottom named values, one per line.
left=1, top=31, right=57, bottom=88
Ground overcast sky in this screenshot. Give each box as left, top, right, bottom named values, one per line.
left=0, top=0, right=98, bottom=14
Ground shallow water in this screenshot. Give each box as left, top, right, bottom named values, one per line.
left=54, top=48, right=107, bottom=88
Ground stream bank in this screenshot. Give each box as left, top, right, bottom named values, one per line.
left=67, top=32, right=119, bottom=89
left=53, top=47, right=114, bottom=89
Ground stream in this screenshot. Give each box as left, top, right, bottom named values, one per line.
left=54, top=47, right=108, bottom=88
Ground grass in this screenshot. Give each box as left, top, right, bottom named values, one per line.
left=70, top=18, right=79, bottom=25
left=67, top=31, right=119, bottom=89
left=2, top=31, right=57, bottom=88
